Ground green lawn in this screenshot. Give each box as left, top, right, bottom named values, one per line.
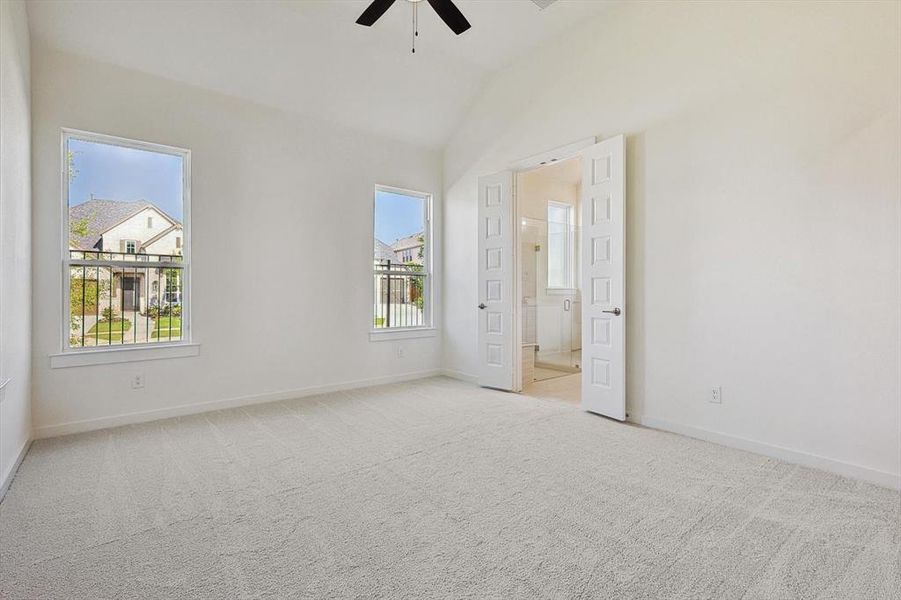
left=151, top=316, right=182, bottom=339
left=88, top=319, right=131, bottom=334
left=86, top=333, right=127, bottom=342
left=85, top=318, right=130, bottom=342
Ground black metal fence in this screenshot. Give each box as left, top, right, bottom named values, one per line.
left=68, top=250, right=184, bottom=347
left=373, top=260, right=426, bottom=329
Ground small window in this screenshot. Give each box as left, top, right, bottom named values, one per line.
left=373, top=186, right=430, bottom=330
left=547, top=201, right=574, bottom=289
left=175, top=236, right=181, bottom=249
left=64, top=130, right=190, bottom=349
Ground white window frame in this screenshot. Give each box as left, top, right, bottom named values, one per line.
left=54, top=128, right=196, bottom=367
left=546, top=200, right=576, bottom=293
left=370, top=184, right=435, bottom=340
left=124, top=240, right=138, bottom=254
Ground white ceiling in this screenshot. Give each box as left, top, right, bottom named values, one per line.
left=26, top=0, right=613, bottom=149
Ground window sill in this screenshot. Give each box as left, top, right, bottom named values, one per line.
left=50, top=343, right=201, bottom=369
left=369, top=328, right=437, bottom=342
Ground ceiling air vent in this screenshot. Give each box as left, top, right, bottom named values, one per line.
left=530, top=0, right=558, bottom=9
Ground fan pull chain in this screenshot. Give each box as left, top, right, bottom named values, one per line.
left=412, top=1, right=418, bottom=54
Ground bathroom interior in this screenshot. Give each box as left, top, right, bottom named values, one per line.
left=519, top=157, right=582, bottom=403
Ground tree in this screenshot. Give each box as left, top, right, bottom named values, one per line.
left=66, top=150, right=94, bottom=248
left=406, top=234, right=426, bottom=309
left=69, top=269, right=111, bottom=344
left=69, top=214, right=92, bottom=246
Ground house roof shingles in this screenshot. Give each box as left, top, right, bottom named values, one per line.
left=390, top=232, right=424, bottom=251
left=374, top=239, right=395, bottom=262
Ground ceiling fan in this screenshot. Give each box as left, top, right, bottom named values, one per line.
left=356, top=0, right=472, bottom=36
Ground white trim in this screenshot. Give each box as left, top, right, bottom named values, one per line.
left=33, top=369, right=444, bottom=439
left=369, top=327, right=438, bottom=341
left=0, top=438, right=32, bottom=502
left=440, top=369, right=478, bottom=383
left=630, top=414, right=900, bottom=491
left=50, top=342, right=200, bottom=369
left=60, top=128, right=192, bottom=354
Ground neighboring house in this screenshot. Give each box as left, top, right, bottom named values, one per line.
left=374, top=239, right=395, bottom=263
left=69, top=199, right=183, bottom=314
left=373, top=233, right=425, bottom=323
left=390, top=232, right=424, bottom=265
left=70, top=198, right=183, bottom=256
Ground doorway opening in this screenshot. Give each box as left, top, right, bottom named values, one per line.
left=477, top=135, right=624, bottom=419
left=518, top=157, right=582, bottom=405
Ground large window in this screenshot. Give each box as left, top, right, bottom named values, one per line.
left=63, top=130, right=190, bottom=349
left=547, top=201, right=575, bottom=290
left=373, top=185, right=431, bottom=330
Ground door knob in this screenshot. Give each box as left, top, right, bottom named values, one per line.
left=478, top=303, right=487, bottom=310
left=602, top=307, right=621, bottom=316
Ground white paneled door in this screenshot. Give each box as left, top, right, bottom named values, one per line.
left=580, top=136, right=626, bottom=420
left=477, top=171, right=516, bottom=390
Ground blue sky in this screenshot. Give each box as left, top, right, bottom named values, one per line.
left=375, top=190, right=424, bottom=243
left=68, top=138, right=184, bottom=220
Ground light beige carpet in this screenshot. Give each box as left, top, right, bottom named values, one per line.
left=1, top=377, right=898, bottom=599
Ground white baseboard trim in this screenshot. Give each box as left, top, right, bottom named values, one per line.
left=0, top=438, right=32, bottom=502
left=630, top=414, right=900, bottom=491
left=34, top=369, right=445, bottom=439
left=440, top=368, right=478, bottom=383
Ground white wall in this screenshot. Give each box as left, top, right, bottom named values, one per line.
left=518, top=168, right=580, bottom=223
left=443, top=1, right=901, bottom=484
left=31, top=44, right=443, bottom=436
left=0, top=0, right=33, bottom=493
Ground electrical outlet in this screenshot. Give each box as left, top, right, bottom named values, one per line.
left=396, top=346, right=405, bottom=359
left=709, top=386, right=722, bottom=404
left=131, top=373, right=145, bottom=389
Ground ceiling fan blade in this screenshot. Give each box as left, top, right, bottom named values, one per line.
left=356, top=0, right=397, bottom=27
left=426, top=0, right=471, bottom=35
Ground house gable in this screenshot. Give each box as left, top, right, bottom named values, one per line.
left=69, top=199, right=180, bottom=251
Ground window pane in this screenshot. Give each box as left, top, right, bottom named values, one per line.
left=373, top=188, right=428, bottom=329
left=547, top=203, right=572, bottom=289
left=548, top=204, right=570, bottom=225
left=68, top=137, right=184, bottom=259
left=66, top=135, right=187, bottom=348
left=67, top=265, right=183, bottom=346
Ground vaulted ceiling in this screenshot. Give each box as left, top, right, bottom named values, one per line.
left=26, top=0, right=614, bottom=149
